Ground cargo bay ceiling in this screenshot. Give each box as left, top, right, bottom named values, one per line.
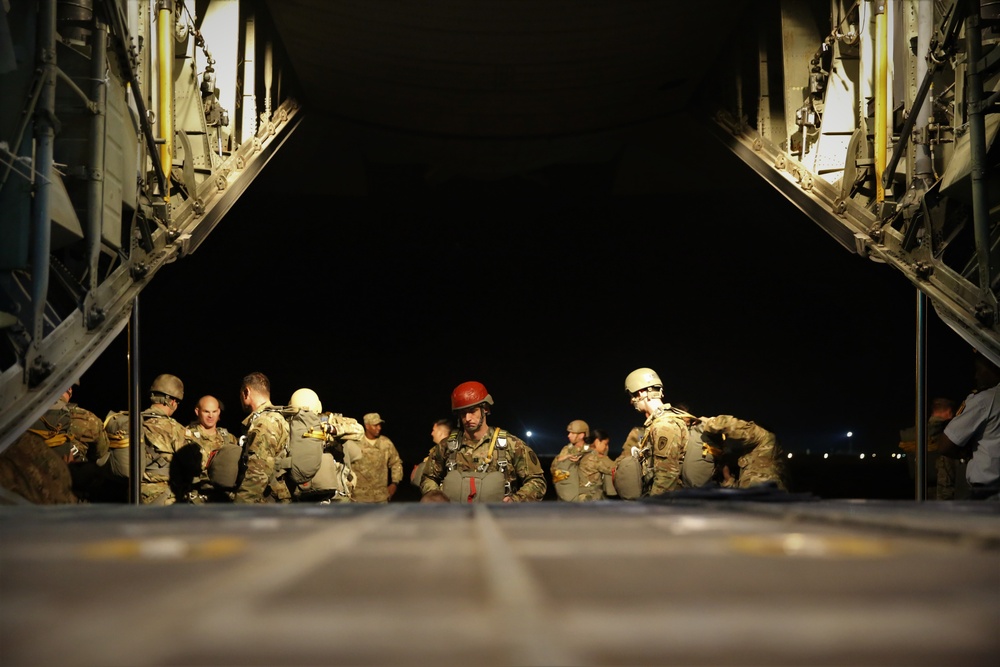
left=1, top=0, right=999, bottom=454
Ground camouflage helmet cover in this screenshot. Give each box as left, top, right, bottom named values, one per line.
left=451, top=381, right=494, bottom=411
left=566, top=419, right=590, bottom=435
left=150, top=373, right=184, bottom=400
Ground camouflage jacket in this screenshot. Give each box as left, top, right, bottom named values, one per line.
left=351, top=435, right=404, bottom=503
left=234, top=402, right=290, bottom=504
left=701, top=415, right=785, bottom=490
left=641, top=409, right=689, bottom=496
left=69, top=404, right=110, bottom=464
left=420, top=426, right=547, bottom=502
left=576, top=450, right=615, bottom=501
left=186, top=423, right=238, bottom=470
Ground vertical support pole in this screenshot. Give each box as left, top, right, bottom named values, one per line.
left=128, top=297, right=142, bottom=505
left=966, top=1, right=994, bottom=304
left=157, top=0, right=174, bottom=206
left=914, top=0, right=933, bottom=180
left=915, top=288, right=927, bottom=501
left=29, top=0, right=57, bottom=376
left=87, top=20, right=108, bottom=296
left=874, top=0, right=888, bottom=202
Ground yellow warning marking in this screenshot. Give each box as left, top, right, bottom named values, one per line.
left=728, top=533, right=895, bottom=558
left=81, top=536, right=245, bottom=561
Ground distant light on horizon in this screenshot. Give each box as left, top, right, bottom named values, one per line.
left=859, top=453, right=865, bottom=459
left=823, top=453, right=829, bottom=459
left=786, top=452, right=793, bottom=459
left=526, top=430, right=532, bottom=438
left=847, top=431, right=853, bottom=438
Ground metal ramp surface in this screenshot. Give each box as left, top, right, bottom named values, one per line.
left=1, top=499, right=998, bottom=666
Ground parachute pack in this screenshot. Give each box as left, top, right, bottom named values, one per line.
left=440, top=428, right=512, bottom=503
left=207, top=407, right=363, bottom=500
left=551, top=443, right=589, bottom=502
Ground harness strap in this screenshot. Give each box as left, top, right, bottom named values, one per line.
left=467, top=477, right=477, bottom=503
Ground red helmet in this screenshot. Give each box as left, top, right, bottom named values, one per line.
left=451, top=381, right=494, bottom=411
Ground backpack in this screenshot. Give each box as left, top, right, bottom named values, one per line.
left=551, top=444, right=589, bottom=502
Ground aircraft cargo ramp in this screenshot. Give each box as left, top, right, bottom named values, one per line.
left=1, top=498, right=998, bottom=666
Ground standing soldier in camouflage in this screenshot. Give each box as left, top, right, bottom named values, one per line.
left=234, top=372, right=291, bottom=504
left=550, top=419, right=590, bottom=501
left=351, top=413, right=404, bottom=503
left=619, top=367, right=689, bottom=496
left=137, top=374, right=191, bottom=504
left=63, top=381, right=112, bottom=501
left=420, top=381, right=546, bottom=503
left=23, top=380, right=110, bottom=501
left=700, top=415, right=787, bottom=490
left=576, top=428, right=616, bottom=501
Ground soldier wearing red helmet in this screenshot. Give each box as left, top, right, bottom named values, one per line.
left=419, top=381, right=546, bottom=502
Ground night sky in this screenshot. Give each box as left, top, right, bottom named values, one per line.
left=76, top=115, right=977, bottom=470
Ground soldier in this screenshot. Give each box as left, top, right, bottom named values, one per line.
left=618, top=367, right=689, bottom=497
left=935, top=352, right=1000, bottom=500
left=576, top=428, right=616, bottom=501
left=284, top=387, right=363, bottom=503
left=142, top=374, right=192, bottom=504
left=25, top=380, right=110, bottom=500
left=0, top=431, right=78, bottom=504
left=104, top=374, right=191, bottom=505
left=551, top=419, right=590, bottom=501
left=420, top=381, right=546, bottom=503
left=700, top=415, right=786, bottom=490
left=351, top=413, right=404, bottom=503
left=233, top=372, right=290, bottom=504
left=187, top=395, right=237, bottom=468
left=65, top=381, right=113, bottom=501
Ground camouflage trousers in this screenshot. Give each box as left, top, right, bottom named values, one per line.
left=141, top=481, right=175, bottom=505
left=734, top=439, right=786, bottom=490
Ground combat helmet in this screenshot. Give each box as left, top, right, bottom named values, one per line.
left=289, top=387, right=322, bottom=413
left=566, top=419, right=590, bottom=436
left=150, top=374, right=184, bottom=400
left=624, top=368, right=664, bottom=405
left=451, top=381, right=493, bottom=412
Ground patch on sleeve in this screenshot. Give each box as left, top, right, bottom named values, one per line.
left=529, top=450, right=539, bottom=465
left=656, top=436, right=670, bottom=453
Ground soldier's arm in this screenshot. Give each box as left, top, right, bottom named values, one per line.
left=385, top=440, right=404, bottom=485
left=509, top=443, right=546, bottom=502
left=419, top=443, right=446, bottom=496
left=233, top=423, right=281, bottom=503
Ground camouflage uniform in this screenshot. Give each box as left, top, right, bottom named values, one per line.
left=234, top=402, right=291, bottom=504
left=186, top=423, right=238, bottom=471
left=139, top=408, right=193, bottom=505
left=351, top=435, right=404, bottom=503
left=0, top=432, right=78, bottom=504
left=26, top=400, right=80, bottom=462
left=701, top=415, right=786, bottom=490
left=69, top=403, right=110, bottom=464
left=420, top=426, right=547, bottom=502
left=642, top=409, right=689, bottom=495
left=576, top=450, right=616, bottom=501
